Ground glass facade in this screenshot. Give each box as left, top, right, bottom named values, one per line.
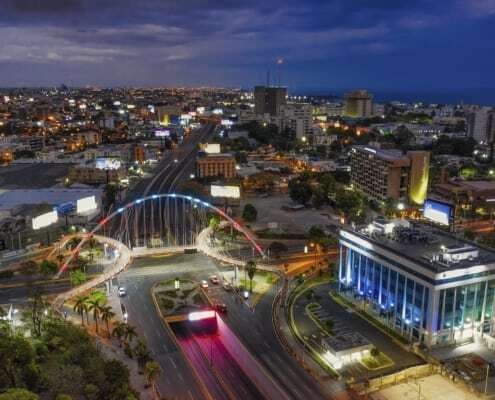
left=339, top=243, right=495, bottom=346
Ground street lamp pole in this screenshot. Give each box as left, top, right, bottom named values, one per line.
left=485, top=363, right=490, bottom=395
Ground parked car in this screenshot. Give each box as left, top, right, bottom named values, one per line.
left=210, top=275, right=220, bottom=284
left=118, top=286, right=126, bottom=297
left=200, top=280, right=209, bottom=289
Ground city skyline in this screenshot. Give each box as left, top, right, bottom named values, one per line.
left=1, top=0, right=495, bottom=93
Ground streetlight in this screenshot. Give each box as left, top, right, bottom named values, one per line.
left=397, top=202, right=405, bottom=211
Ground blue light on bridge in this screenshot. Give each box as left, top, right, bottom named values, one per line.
left=117, top=207, right=124, bottom=213
left=135, top=199, right=143, bottom=204
left=152, top=194, right=158, bottom=199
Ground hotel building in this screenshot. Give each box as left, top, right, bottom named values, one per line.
left=338, top=218, right=495, bottom=347
left=350, top=146, right=430, bottom=205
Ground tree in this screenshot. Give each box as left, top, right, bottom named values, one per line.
left=104, top=184, right=118, bottom=207
left=311, top=185, right=328, bottom=208
left=83, top=384, right=99, bottom=400
left=370, top=347, right=380, bottom=357
left=209, top=215, right=220, bottom=232
left=134, top=340, right=151, bottom=372
left=0, top=389, right=39, bottom=400
left=112, top=321, right=126, bottom=347
left=99, top=305, right=115, bottom=338
left=73, top=295, right=89, bottom=326
left=87, top=299, right=102, bottom=334
left=87, top=237, right=98, bottom=262
left=144, top=361, right=161, bottom=394
left=123, top=324, right=137, bottom=345
left=267, top=241, right=288, bottom=258
left=0, top=335, right=37, bottom=390
left=246, top=260, right=257, bottom=293
left=288, top=178, right=312, bottom=205
left=69, top=270, right=87, bottom=287
left=67, top=237, right=82, bottom=250
left=23, top=289, right=47, bottom=337
left=242, top=204, right=257, bottom=222
left=39, top=259, right=58, bottom=276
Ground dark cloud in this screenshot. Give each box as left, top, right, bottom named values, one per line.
left=0, top=0, right=493, bottom=90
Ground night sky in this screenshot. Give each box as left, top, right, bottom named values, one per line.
left=1, top=0, right=494, bottom=93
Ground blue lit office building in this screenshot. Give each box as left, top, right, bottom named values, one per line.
left=338, top=218, right=495, bottom=347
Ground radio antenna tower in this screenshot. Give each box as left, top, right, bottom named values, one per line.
left=276, top=58, right=284, bottom=86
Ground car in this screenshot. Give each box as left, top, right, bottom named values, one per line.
left=223, top=282, right=232, bottom=291
left=210, top=275, right=220, bottom=284
left=215, top=303, right=228, bottom=313
left=118, top=286, right=126, bottom=297
left=200, top=280, right=209, bottom=289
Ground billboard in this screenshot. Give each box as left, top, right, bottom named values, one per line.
left=32, top=210, right=58, bottom=230
left=204, top=143, right=221, bottom=154
left=77, top=196, right=98, bottom=214
left=155, top=129, right=170, bottom=138
left=95, top=158, right=121, bottom=170
left=211, top=185, right=240, bottom=199
left=423, top=199, right=453, bottom=226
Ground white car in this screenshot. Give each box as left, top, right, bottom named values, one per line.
left=200, top=280, right=209, bottom=289
left=210, top=275, right=220, bottom=285
left=118, top=286, right=127, bottom=297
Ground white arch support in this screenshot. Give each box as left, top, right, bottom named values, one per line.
left=57, top=193, right=265, bottom=277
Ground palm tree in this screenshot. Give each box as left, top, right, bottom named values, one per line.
left=144, top=360, right=161, bottom=396
left=87, top=299, right=102, bottom=334
left=100, top=305, right=115, bottom=338
left=246, top=260, right=257, bottom=293
left=112, top=321, right=126, bottom=346
left=134, top=340, right=151, bottom=372
left=88, top=237, right=98, bottom=261
left=123, top=324, right=137, bottom=345
left=73, top=295, right=89, bottom=325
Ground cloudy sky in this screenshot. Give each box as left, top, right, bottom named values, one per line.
left=0, top=0, right=494, bottom=90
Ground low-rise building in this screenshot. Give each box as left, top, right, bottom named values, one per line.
left=196, top=153, right=237, bottom=179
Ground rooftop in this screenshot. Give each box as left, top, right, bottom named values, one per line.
left=0, top=188, right=102, bottom=210
left=341, top=218, right=495, bottom=273
left=352, top=145, right=409, bottom=163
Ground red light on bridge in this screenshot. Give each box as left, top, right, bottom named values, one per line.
left=188, top=310, right=216, bottom=321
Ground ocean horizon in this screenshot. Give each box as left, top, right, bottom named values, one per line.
left=290, top=87, right=495, bottom=106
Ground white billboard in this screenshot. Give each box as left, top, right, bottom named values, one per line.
left=95, top=158, right=121, bottom=170
left=155, top=129, right=170, bottom=138
left=204, top=143, right=221, bottom=154
left=77, top=196, right=98, bottom=214
left=423, top=199, right=453, bottom=226
left=211, top=185, right=240, bottom=199
left=32, top=210, right=58, bottom=230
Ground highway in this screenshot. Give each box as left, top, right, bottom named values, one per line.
left=119, top=253, right=330, bottom=400
left=173, top=321, right=265, bottom=400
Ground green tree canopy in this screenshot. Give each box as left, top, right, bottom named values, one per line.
left=242, top=204, right=258, bottom=222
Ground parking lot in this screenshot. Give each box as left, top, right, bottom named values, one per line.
left=293, top=283, right=423, bottom=380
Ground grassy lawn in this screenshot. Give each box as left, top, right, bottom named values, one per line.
left=240, top=270, right=278, bottom=306
left=360, top=352, right=394, bottom=370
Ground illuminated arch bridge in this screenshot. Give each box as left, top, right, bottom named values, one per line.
left=59, top=193, right=264, bottom=274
